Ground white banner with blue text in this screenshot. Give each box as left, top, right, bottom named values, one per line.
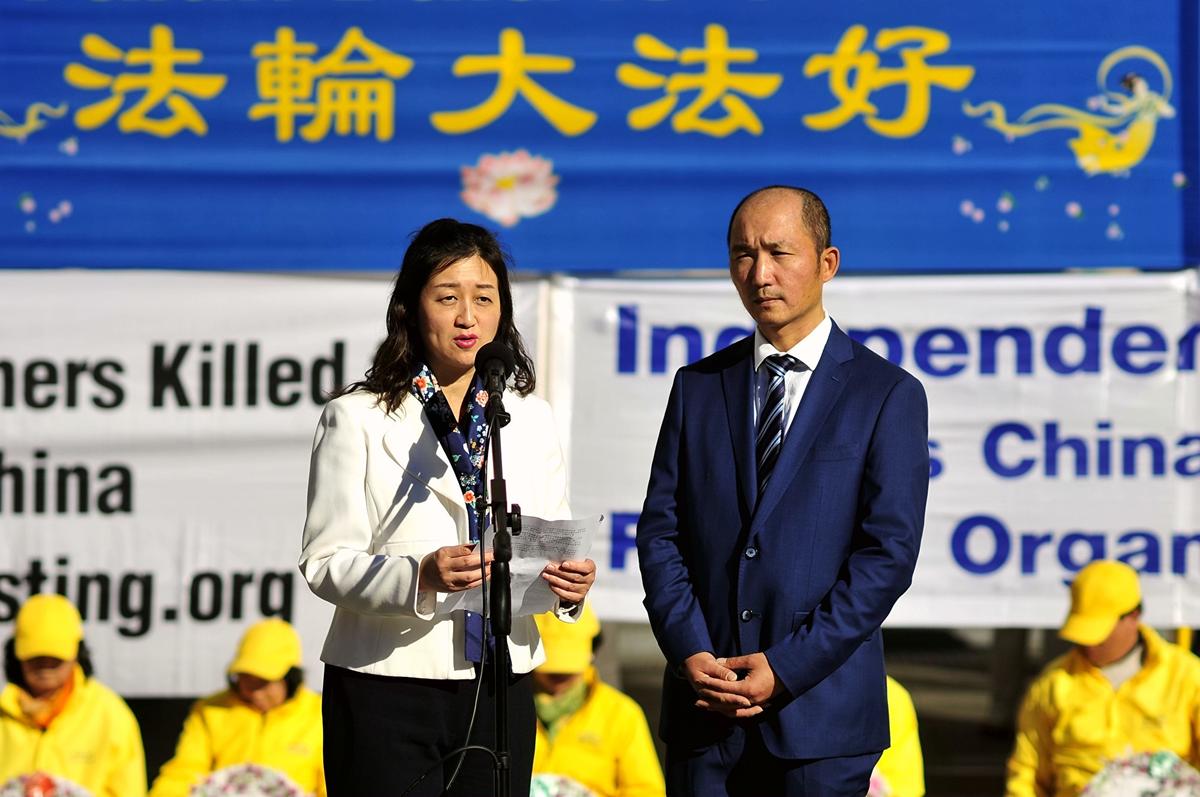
left=546, top=272, right=1200, bottom=628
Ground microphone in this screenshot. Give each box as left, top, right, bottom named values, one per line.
left=475, top=341, right=514, bottom=400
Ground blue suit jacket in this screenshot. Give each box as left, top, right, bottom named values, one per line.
left=637, top=323, right=929, bottom=759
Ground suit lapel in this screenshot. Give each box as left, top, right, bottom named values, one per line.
left=721, top=339, right=757, bottom=518
left=752, top=324, right=855, bottom=524
left=381, top=403, right=468, bottom=529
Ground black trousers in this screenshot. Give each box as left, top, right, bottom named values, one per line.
left=667, top=724, right=880, bottom=797
left=323, top=662, right=535, bottom=797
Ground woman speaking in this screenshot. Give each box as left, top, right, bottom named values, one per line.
left=299, top=218, right=596, bottom=796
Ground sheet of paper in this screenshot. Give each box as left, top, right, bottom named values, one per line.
left=439, top=514, right=600, bottom=616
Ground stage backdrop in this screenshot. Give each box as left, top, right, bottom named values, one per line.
left=2, top=269, right=1199, bottom=695
left=2, top=0, right=1197, bottom=272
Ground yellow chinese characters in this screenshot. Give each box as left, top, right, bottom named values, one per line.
left=431, top=29, right=596, bottom=137
left=804, top=25, right=974, bottom=138
left=617, top=24, right=782, bottom=137
left=250, top=27, right=413, bottom=143
left=63, top=25, right=227, bottom=137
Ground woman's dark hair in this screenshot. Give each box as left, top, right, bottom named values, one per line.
left=228, top=666, right=305, bottom=700
left=283, top=666, right=304, bottom=698
left=4, top=637, right=94, bottom=689
left=338, top=218, right=536, bottom=413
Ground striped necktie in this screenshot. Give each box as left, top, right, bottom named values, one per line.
left=755, top=353, right=804, bottom=495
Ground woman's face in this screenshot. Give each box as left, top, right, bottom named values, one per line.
left=417, top=254, right=502, bottom=384
left=532, top=670, right=584, bottom=697
left=20, top=656, right=74, bottom=698
left=235, top=673, right=288, bottom=713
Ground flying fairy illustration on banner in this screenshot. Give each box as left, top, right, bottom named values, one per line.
left=963, top=45, right=1174, bottom=176
left=0, top=102, right=68, bottom=143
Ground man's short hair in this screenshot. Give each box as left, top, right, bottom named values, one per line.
left=726, top=185, right=832, bottom=254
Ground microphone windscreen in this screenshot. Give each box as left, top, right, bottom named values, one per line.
left=476, top=341, right=515, bottom=377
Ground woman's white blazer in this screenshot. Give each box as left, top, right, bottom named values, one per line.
left=299, top=389, right=572, bottom=680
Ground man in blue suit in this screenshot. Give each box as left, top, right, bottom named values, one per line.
left=637, top=186, right=930, bottom=796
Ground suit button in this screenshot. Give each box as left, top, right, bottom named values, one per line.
left=745, top=547, right=758, bottom=559
left=740, top=609, right=755, bottom=622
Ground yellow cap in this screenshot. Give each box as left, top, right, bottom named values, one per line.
left=227, top=619, right=302, bottom=681
left=1059, top=560, right=1142, bottom=646
left=534, top=605, right=600, bottom=674
left=14, top=594, right=83, bottom=662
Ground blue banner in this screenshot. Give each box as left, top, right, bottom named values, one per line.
left=2, top=1, right=1196, bottom=272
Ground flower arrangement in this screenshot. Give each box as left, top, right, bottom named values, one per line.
left=188, top=764, right=308, bottom=797
left=1081, top=751, right=1200, bottom=797
left=0, top=772, right=92, bottom=797
left=529, top=773, right=595, bottom=797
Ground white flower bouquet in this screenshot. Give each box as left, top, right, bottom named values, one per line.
left=188, top=764, right=308, bottom=797
left=529, top=773, right=596, bottom=797
left=0, top=772, right=92, bottom=797
left=1082, top=751, right=1200, bottom=797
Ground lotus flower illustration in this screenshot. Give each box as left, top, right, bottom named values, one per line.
left=461, top=149, right=559, bottom=228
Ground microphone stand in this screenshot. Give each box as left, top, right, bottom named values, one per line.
left=484, top=391, right=519, bottom=797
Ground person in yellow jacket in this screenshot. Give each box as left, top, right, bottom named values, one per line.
left=0, top=594, right=146, bottom=797
left=532, top=606, right=665, bottom=797
left=1005, top=560, right=1200, bottom=797
left=871, top=676, right=925, bottom=797
left=150, top=618, right=325, bottom=797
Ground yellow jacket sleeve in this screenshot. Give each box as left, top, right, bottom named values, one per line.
left=314, top=747, right=327, bottom=797
left=104, top=698, right=148, bottom=797
left=149, top=701, right=213, bottom=797
left=614, top=696, right=665, bottom=797
left=1005, top=680, right=1054, bottom=797
left=876, top=677, right=924, bottom=797
left=1193, top=663, right=1200, bottom=772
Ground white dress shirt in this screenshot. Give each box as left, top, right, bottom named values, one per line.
left=752, top=313, right=833, bottom=437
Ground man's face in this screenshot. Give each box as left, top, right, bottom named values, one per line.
left=1081, top=611, right=1141, bottom=667
left=728, top=191, right=839, bottom=351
